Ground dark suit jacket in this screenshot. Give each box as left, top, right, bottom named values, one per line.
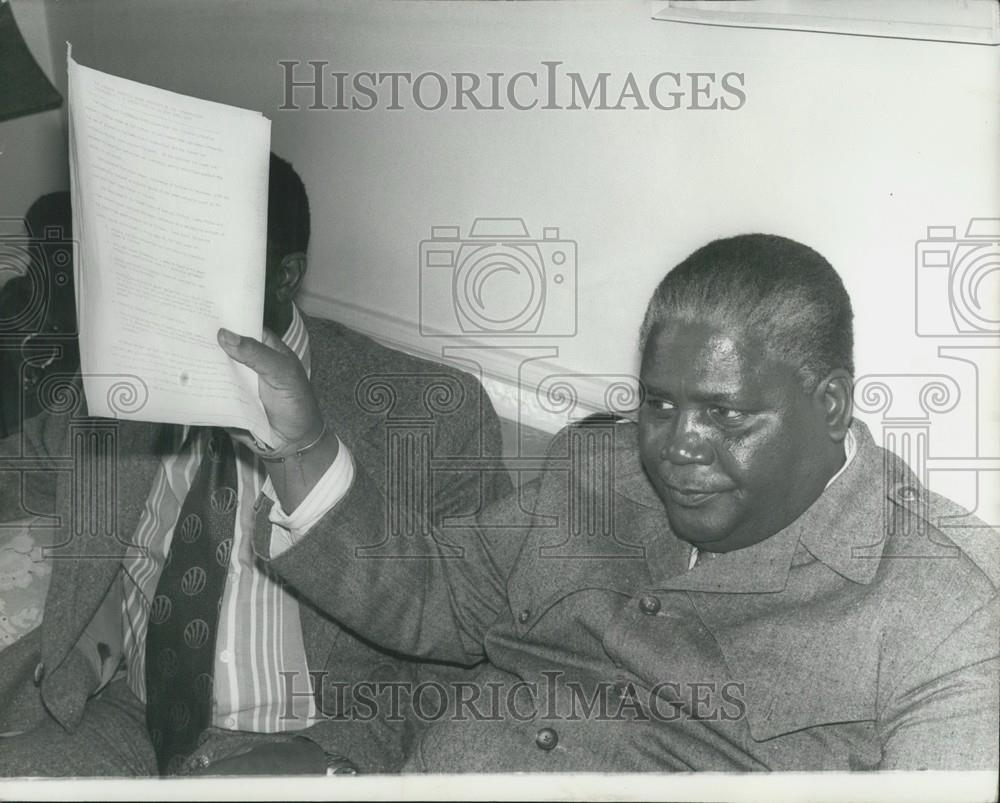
left=0, top=315, right=511, bottom=771
left=289, top=417, right=999, bottom=771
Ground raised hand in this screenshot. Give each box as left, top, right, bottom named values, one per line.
left=217, top=327, right=322, bottom=455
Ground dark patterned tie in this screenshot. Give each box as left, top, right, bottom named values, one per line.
left=145, top=428, right=237, bottom=775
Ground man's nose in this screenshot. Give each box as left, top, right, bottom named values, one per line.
left=661, top=412, right=714, bottom=465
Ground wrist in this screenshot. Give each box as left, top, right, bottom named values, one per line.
left=260, top=419, right=328, bottom=463
left=263, top=426, right=340, bottom=513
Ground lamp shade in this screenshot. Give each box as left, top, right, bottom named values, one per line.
left=0, top=0, right=62, bottom=123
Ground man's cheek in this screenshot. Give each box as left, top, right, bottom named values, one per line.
left=721, top=433, right=776, bottom=483
left=637, top=437, right=662, bottom=473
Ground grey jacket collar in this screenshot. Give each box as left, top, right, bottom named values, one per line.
left=612, top=419, right=907, bottom=592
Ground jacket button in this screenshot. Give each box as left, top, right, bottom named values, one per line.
left=897, top=485, right=919, bottom=502
left=518, top=608, right=531, bottom=624
left=535, top=727, right=558, bottom=751
left=33, top=662, right=45, bottom=686
left=638, top=595, right=661, bottom=615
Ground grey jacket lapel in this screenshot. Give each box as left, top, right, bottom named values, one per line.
left=40, top=420, right=162, bottom=727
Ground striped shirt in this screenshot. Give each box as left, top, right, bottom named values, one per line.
left=121, top=305, right=354, bottom=732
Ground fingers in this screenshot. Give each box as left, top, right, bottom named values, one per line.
left=216, top=325, right=316, bottom=451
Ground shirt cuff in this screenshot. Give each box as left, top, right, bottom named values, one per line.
left=265, top=438, right=355, bottom=558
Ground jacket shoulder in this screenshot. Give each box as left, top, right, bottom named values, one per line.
left=541, top=414, right=638, bottom=459
left=537, top=416, right=659, bottom=511
left=887, top=480, right=1000, bottom=590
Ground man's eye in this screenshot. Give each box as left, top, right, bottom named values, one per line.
left=645, top=398, right=675, bottom=414
left=709, top=406, right=745, bottom=424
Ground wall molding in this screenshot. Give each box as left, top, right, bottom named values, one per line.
left=651, top=0, right=1000, bottom=45
left=297, top=289, right=642, bottom=434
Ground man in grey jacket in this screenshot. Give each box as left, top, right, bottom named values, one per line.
left=292, top=233, right=999, bottom=771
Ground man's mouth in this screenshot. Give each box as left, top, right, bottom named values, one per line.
left=662, top=484, right=728, bottom=508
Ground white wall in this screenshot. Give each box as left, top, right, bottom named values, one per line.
left=0, top=0, right=66, bottom=269
left=2, top=0, right=997, bottom=521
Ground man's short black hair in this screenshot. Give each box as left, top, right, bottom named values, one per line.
left=267, top=153, right=310, bottom=262
left=639, top=233, right=854, bottom=390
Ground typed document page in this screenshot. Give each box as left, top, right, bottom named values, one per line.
left=67, top=47, right=272, bottom=441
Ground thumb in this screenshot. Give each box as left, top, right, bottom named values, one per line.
left=217, top=328, right=279, bottom=375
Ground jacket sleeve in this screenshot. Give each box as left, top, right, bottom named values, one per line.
left=254, top=376, right=521, bottom=667
left=279, top=479, right=540, bottom=772
left=877, top=593, right=1000, bottom=770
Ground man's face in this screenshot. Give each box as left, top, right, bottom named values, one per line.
left=638, top=319, right=833, bottom=552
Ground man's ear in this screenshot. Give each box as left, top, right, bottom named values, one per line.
left=813, top=369, right=853, bottom=442
left=275, top=252, right=307, bottom=302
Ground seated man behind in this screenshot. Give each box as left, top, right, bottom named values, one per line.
left=0, top=154, right=511, bottom=776
left=292, top=233, right=999, bottom=771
